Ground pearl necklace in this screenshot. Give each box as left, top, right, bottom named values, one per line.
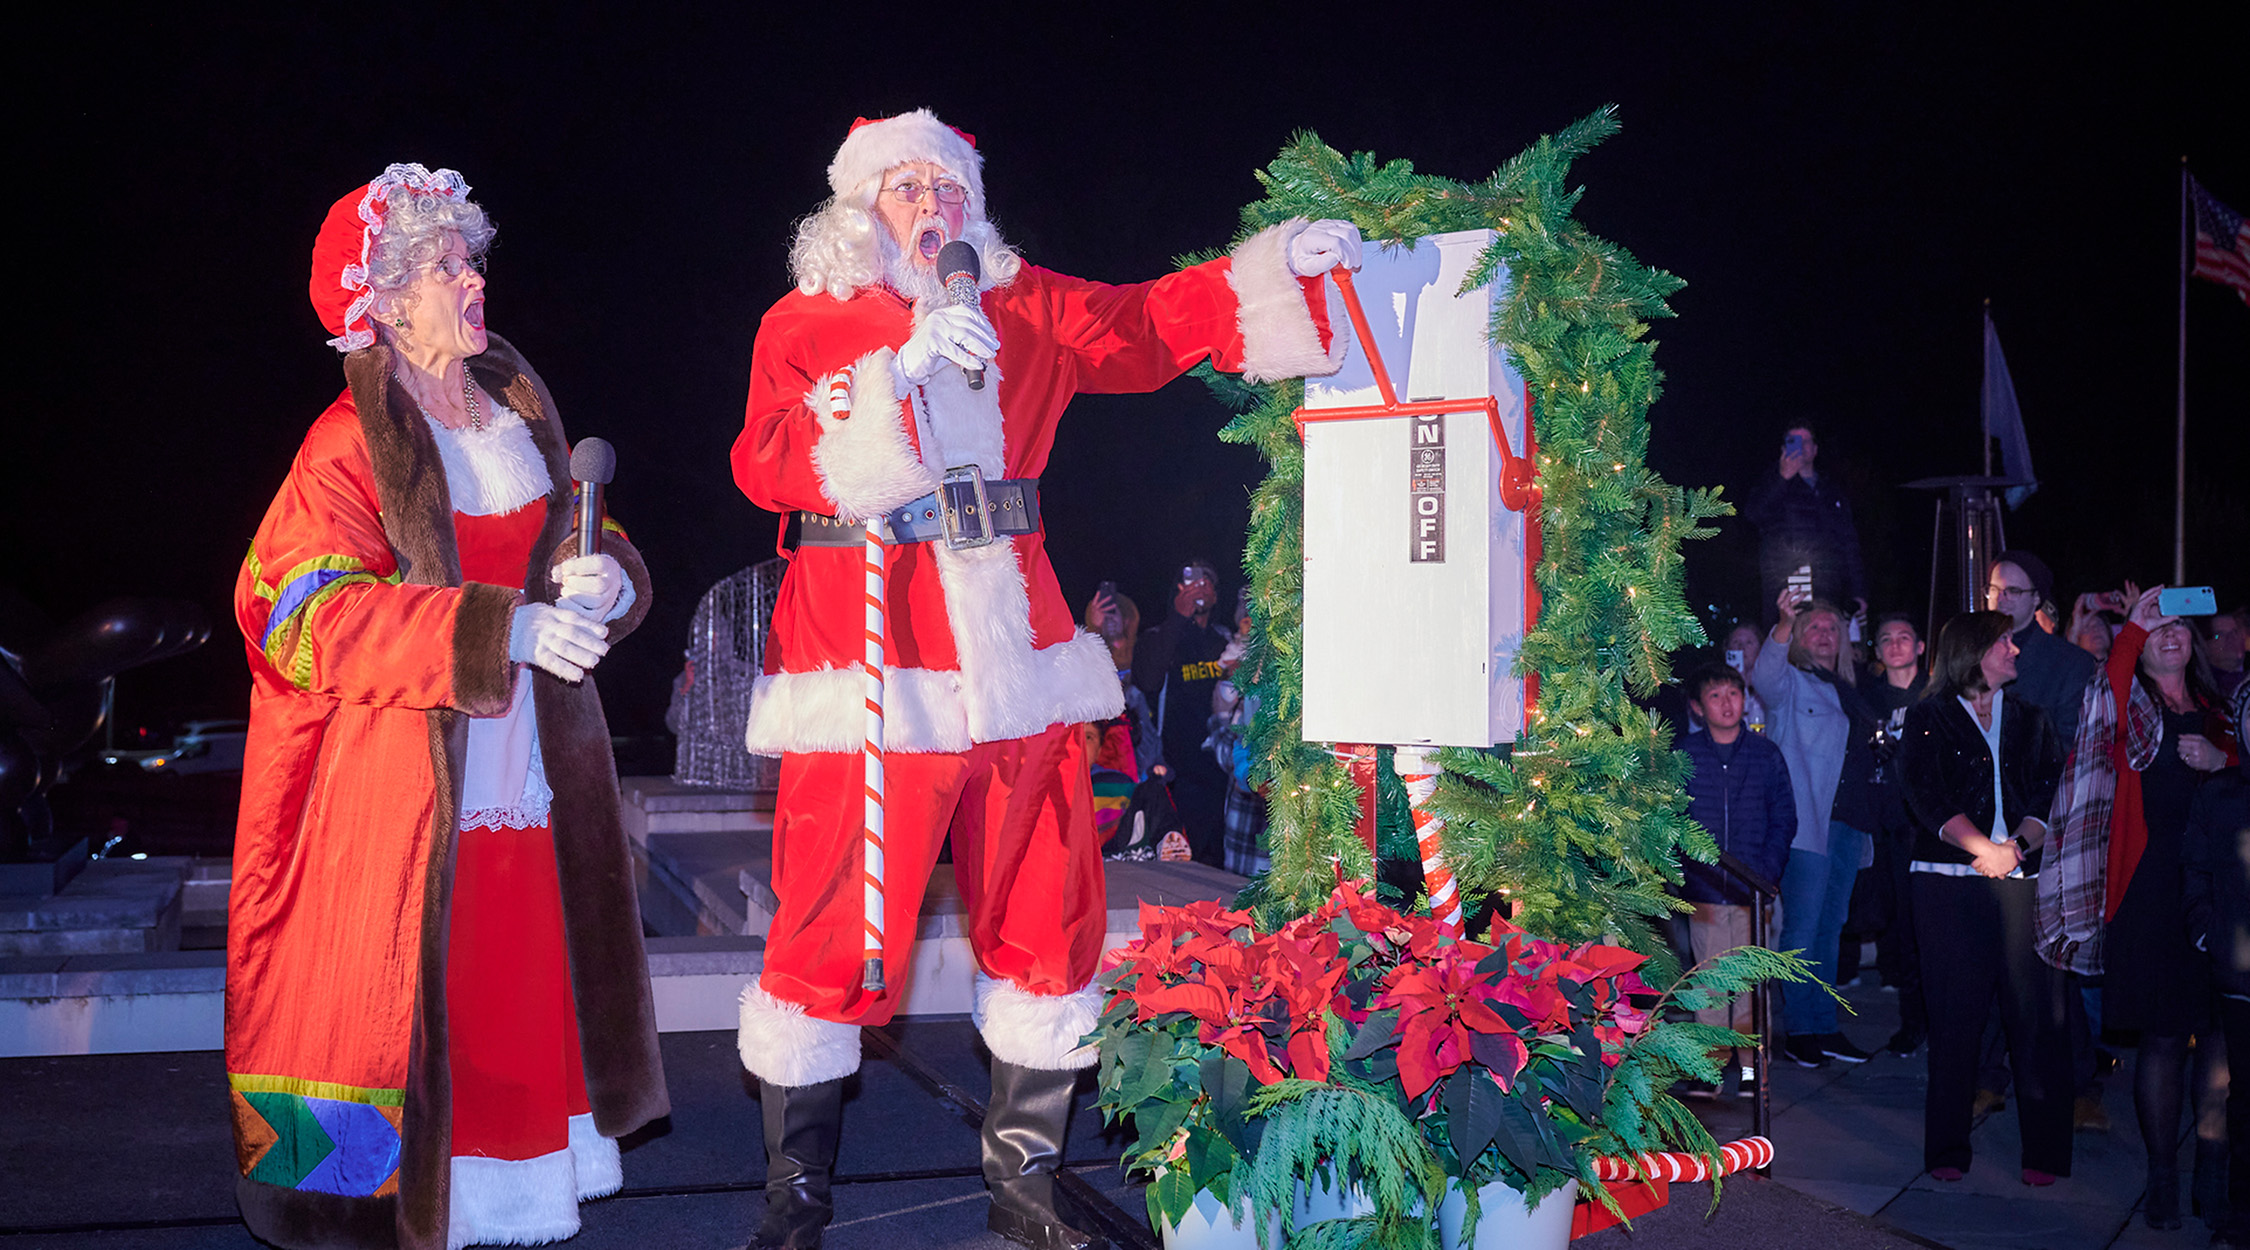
left=398, top=367, right=483, bottom=432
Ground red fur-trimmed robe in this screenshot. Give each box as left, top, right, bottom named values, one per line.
left=728, top=221, right=1339, bottom=1085
left=227, top=334, right=667, bottom=1250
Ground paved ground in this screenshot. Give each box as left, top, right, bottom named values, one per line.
left=1720, top=959, right=2209, bottom=1250
left=0, top=961, right=2211, bottom=1249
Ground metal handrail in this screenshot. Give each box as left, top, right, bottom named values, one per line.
left=1714, top=851, right=1779, bottom=1162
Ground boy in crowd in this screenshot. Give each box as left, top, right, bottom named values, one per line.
left=1679, top=662, right=1797, bottom=1097
left=1865, top=614, right=1930, bottom=1054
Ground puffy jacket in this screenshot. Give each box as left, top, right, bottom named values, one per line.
left=1680, top=730, right=1798, bottom=905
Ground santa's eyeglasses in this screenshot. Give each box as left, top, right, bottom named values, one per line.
left=883, top=179, right=968, bottom=206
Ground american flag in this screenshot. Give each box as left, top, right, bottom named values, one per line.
left=2191, top=177, right=2250, bottom=306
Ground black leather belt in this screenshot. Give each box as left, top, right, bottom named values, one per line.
left=796, top=475, right=1040, bottom=548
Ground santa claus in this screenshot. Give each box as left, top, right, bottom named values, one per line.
left=729, top=109, right=1358, bottom=1250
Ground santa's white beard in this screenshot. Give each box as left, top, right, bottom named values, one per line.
left=877, top=228, right=948, bottom=304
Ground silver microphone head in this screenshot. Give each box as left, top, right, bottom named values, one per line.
left=569, top=437, right=616, bottom=485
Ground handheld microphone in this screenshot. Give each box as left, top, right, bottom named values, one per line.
left=935, top=239, right=985, bottom=391
left=569, top=438, right=616, bottom=559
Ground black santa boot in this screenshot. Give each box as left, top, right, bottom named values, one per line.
left=752, top=1078, right=845, bottom=1250
left=983, top=1059, right=1106, bottom=1250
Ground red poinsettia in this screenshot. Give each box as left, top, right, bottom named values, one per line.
left=1105, top=896, right=1344, bottom=1084
left=1376, top=942, right=1533, bottom=1098
left=1104, top=880, right=1659, bottom=1130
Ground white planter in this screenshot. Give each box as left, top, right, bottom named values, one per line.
left=1158, top=1172, right=1370, bottom=1249
left=1436, top=1178, right=1577, bottom=1250
left=1160, top=1173, right=1574, bottom=1249
left=1293, top=1172, right=1378, bottom=1228
left=1157, top=1189, right=1275, bottom=1250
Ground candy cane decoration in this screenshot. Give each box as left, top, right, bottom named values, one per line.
left=829, top=365, right=888, bottom=995
left=1591, top=1137, right=1773, bottom=1182
left=1392, top=746, right=1463, bottom=937
left=860, top=513, right=888, bottom=992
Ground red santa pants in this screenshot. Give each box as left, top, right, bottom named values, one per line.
left=760, top=721, right=1107, bottom=1025
left=446, top=820, right=590, bottom=1160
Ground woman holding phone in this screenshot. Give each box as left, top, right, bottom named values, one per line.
left=2040, top=586, right=2240, bottom=1227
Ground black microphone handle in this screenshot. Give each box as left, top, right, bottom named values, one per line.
left=576, top=481, right=602, bottom=559
left=944, top=273, right=987, bottom=391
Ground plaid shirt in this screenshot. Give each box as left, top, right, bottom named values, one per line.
left=2035, top=627, right=2164, bottom=974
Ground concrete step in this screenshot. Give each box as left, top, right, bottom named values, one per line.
left=0, top=778, right=1249, bottom=1057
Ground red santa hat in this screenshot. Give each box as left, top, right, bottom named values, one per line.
left=308, top=163, right=473, bottom=352
left=826, top=110, right=984, bottom=215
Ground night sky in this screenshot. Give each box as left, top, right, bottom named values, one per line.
left=15, top=7, right=2246, bottom=745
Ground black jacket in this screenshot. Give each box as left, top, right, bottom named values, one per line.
left=1899, top=691, right=2066, bottom=871
left=1744, top=466, right=1866, bottom=607
left=2009, top=622, right=2100, bottom=748
left=2183, top=773, right=2250, bottom=998
left=1131, top=609, right=1231, bottom=769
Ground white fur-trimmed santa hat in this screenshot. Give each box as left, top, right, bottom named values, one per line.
left=828, top=109, right=985, bottom=215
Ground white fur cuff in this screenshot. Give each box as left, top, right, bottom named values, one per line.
left=1231, top=220, right=1348, bottom=385
left=568, top=1113, right=621, bottom=1200
left=973, top=973, right=1102, bottom=1070
left=742, top=634, right=1122, bottom=758
left=738, top=975, right=863, bottom=1087
left=809, top=349, right=939, bottom=522
left=745, top=666, right=972, bottom=757
left=448, top=1147, right=579, bottom=1250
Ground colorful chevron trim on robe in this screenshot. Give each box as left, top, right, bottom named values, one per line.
left=245, top=549, right=404, bottom=690
left=229, top=1073, right=404, bottom=1197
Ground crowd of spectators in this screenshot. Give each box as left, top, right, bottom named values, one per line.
left=1063, top=423, right=2250, bottom=1238
left=1675, top=423, right=2250, bottom=1235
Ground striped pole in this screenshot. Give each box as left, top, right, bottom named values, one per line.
left=859, top=511, right=888, bottom=993
left=1392, top=745, right=1462, bottom=937
left=1591, top=1137, right=1774, bottom=1182
left=825, top=365, right=887, bottom=995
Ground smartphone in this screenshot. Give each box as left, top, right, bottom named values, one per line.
left=1783, top=433, right=1806, bottom=457
left=1095, top=579, right=1123, bottom=640
left=1786, top=565, right=1813, bottom=607
left=1725, top=649, right=1746, bottom=673
left=2157, top=586, right=2217, bottom=617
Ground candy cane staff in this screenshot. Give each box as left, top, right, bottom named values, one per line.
left=728, top=110, right=1360, bottom=1250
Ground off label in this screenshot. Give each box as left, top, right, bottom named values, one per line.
left=1409, top=414, right=1445, bottom=563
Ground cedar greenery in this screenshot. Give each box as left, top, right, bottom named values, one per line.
left=1214, top=108, right=1729, bottom=966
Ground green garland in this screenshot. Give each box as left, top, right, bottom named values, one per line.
left=1220, top=108, right=1729, bottom=965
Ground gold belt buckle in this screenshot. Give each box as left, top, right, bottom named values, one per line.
left=939, top=465, right=995, bottom=550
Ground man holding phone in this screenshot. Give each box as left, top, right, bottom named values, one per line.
left=1745, top=424, right=1868, bottom=625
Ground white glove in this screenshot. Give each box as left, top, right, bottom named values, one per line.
left=551, top=553, right=630, bottom=622
left=507, top=602, right=610, bottom=682
left=1288, top=218, right=1363, bottom=277
left=894, top=302, right=999, bottom=384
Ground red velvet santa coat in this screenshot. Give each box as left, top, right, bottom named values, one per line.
left=730, top=222, right=1339, bottom=753
left=227, top=336, right=667, bottom=1250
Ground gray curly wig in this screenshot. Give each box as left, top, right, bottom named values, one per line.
left=366, top=187, right=495, bottom=321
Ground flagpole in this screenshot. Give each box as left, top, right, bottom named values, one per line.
left=2176, top=158, right=2189, bottom=585
left=1981, top=299, right=1993, bottom=478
